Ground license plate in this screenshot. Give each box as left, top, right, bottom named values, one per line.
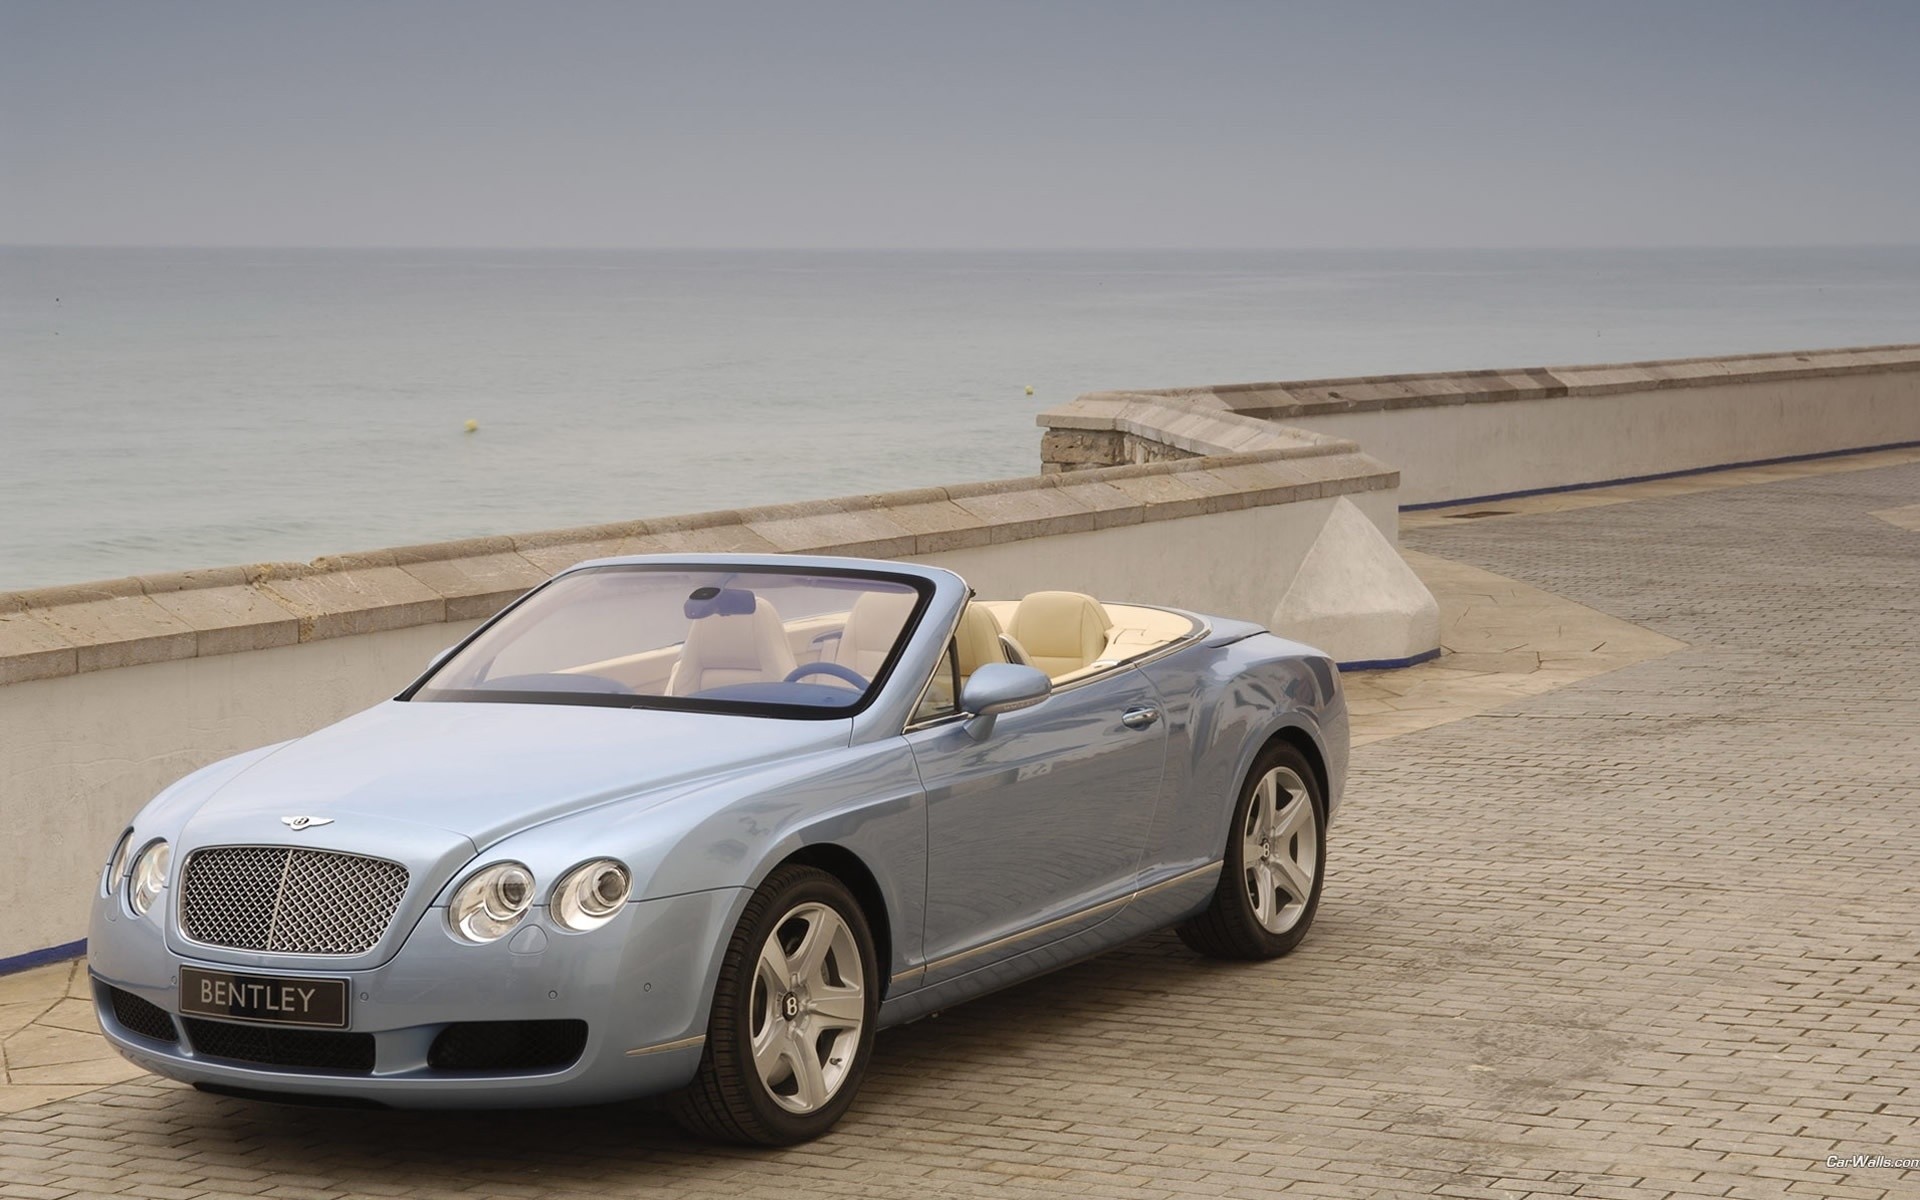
left=179, top=967, right=349, bottom=1029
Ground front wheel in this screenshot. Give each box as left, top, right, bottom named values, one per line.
left=669, top=865, right=878, bottom=1145
left=1177, top=742, right=1326, bottom=960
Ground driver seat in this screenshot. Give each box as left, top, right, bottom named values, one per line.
left=669, top=596, right=798, bottom=696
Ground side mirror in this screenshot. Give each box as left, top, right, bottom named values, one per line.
left=426, top=645, right=458, bottom=674
left=960, top=663, right=1052, bottom=741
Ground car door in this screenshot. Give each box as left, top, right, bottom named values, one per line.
left=907, top=665, right=1167, bottom=984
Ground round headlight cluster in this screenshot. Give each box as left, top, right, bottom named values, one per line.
left=448, top=862, right=535, bottom=943
left=552, top=859, right=631, bottom=933
left=128, top=841, right=171, bottom=916
left=103, top=830, right=133, bottom=896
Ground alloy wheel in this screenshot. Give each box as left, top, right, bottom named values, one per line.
left=748, top=901, right=866, bottom=1113
left=1241, top=765, right=1319, bottom=934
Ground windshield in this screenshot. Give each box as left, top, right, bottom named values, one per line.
left=409, top=565, right=931, bottom=718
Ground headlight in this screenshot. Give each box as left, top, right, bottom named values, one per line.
left=551, top=859, right=631, bottom=933
left=103, top=830, right=133, bottom=895
left=448, top=862, right=534, bottom=943
left=128, top=840, right=171, bottom=916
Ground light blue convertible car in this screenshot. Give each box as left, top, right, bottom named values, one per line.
left=89, top=554, right=1347, bottom=1143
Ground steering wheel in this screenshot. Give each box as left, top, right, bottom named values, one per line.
left=783, top=661, right=870, bottom=690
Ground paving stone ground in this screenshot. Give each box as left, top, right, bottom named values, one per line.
left=2, top=461, right=1917, bottom=1199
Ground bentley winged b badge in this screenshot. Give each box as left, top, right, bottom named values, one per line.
left=280, top=815, right=334, bottom=831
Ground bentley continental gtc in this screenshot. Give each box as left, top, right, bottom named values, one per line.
left=89, top=554, right=1347, bottom=1143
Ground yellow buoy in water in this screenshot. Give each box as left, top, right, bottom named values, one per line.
left=464, top=419, right=480, bottom=434
left=1024, top=385, right=1034, bottom=395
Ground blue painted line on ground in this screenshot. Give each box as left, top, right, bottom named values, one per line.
left=0, top=938, right=86, bottom=977
left=1400, top=439, right=1920, bottom=512
left=1338, top=647, right=1442, bottom=673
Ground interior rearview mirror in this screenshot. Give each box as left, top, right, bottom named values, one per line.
left=961, top=663, right=1052, bottom=740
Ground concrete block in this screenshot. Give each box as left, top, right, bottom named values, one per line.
left=516, top=539, right=629, bottom=575
left=1271, top=497, right=1441, bottom=666
left=388, top=536, right=519, bottom=565
left=146, top=585, right=300, bottom=657
left=509, top=520, right=653, bottom=552
left=887, top=499, right=997, bottom=555
left=397, top=553, right=549, bottom=622
left=1105, top=473, right=1212, bottom=522
left=1047, top=477, right=1147, bottom=530
left=0, top=613, right=79, bottom=685
left=951, top=486, right=1097, bottom=544
left=29, top=597, right=199, bottom=673
left=1191, top=459, right=1315, bottom=507
left=134, top=566, right=251, bottom=594
left=744, top=508, right=916, bottom=558
left=621, top=524, right=783, bottom=557
left=260, top=568, right=447, bottom=642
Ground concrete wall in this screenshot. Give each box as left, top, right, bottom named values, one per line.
left=0, top=621, right=480, bottom=961
left=1043, top=344, right=1920, bottom=507
left=1, top=440, right=1428, bottom=963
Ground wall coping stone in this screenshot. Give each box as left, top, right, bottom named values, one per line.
left=1058, top=343, right=1920, bottom=420
left=0, top=435, right=1395, bottom=685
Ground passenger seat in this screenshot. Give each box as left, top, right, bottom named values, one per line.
left=1006, top=591, right=1113, bottom=680
left=833, top=589, right=920, bottom=679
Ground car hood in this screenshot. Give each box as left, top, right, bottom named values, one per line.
left=185, top=700, right=852, bottom=850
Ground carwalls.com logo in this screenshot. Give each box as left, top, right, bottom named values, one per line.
left=1826, top=1154, right=1917, bottom=1169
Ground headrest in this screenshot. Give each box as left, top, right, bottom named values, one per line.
left=1010, top=591, right=1112, bottom=657
left=684, top=587, right=757, bottom=619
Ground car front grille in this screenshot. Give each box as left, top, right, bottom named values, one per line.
left=180, top=846, right=410, bottom=955
left=183, top=1017, right=376, bottom=1073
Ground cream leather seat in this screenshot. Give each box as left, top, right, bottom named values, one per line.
left=953, top=602, right=1007, bottom=683
left=833, top=589, right=919, bottom=679
left=668, top=595, right=798, bottom=696
left=1007, top=591, right=1113, bottom=680
left=920, top=602, right=1010, bottom=713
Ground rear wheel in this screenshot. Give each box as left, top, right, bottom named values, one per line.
left=1177, top=742, right=1326, bottom=960
left=669, top=865, right=878, bottom=1145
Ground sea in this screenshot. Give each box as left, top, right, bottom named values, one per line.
left=3, top=246, right=1917, bottom=592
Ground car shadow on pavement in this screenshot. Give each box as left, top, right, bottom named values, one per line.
left=143, top=929, right=1254, bottom=1182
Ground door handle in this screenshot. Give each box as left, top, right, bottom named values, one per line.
left=1120, top=706, right=1161, bottom=730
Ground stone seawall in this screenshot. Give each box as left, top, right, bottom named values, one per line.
left=1041, top=343, right=1920, bottom=505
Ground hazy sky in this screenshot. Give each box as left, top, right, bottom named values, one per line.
left=4, top=1, right=1917, bottom=249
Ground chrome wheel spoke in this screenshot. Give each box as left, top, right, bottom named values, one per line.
left=1255, top=774, right=1277, bottom=840
left=751, top=1020, right=791, bottom=1081
left=1250, top=862, right=1277, bottom=923
left=757, top=934, right=794, bottom=991
left=1272, top=849, right=1314, bottom=905
left=786, top=1029, right=830, bottom=1110
left=810, top=988, right=864, bottom=1027
left=1273, top=789, right=1310, bottom=843
left=791, top=907, right=840, bottom=985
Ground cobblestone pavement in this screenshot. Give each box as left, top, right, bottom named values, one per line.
left=3, top=462, right=1917, bottom=1199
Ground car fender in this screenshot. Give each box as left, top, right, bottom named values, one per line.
left=469, top=736, right=926, bottom=989
left=1142, top=631, right=1346, bottom=868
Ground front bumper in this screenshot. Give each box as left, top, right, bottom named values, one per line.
left=87, top=886, right=746, bottom=1108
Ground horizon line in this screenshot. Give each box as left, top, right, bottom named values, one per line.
left=6, top=241, right=1920, bottom=254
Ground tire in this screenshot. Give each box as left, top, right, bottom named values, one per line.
left=1177, top=741, right=1327, bottom=960
left=669, top=865, right=879, bottom=1145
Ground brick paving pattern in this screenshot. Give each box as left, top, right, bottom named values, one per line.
left=2, top=463, right=1916, bottom=1198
